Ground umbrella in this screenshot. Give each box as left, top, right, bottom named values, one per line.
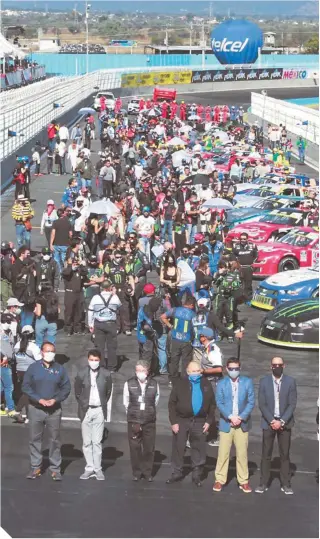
left=89, top=199, right=119, bottom=216
left=148, top=108, right=161, bottom=117
left=188, top=114, right=201, bottom=120
left=78, top=107, right=96, bottom=115
left=171, top=149, right=189, bottom=168
left=192, top=173, right=210, bottom=187
left=212, top=130, right=229, bottom=143
left=202, top=198, right=234, bottom=210
left=167, top=137, right=186, bottom=146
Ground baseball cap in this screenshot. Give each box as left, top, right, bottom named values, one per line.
left=17, top=194, right=27, bottom=200
left=199, top=327, right=214, bottom=339
left=142, top=206, right=150, bottom=213
left=47, top=199, right=54, bottom=205
left=21, top=325, right=34, bottom=334
left=143, top=283, right=156, bottom=295
left=7, top=297, right=24, bottom=307
left=42, top=247, right=51, bottom=255
left=1, top=241, right=10, bottom=250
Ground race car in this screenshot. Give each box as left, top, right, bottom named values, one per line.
left=257, top=298, right=319, bottom=349
left=127, top=97, right=140, bottom=114
left=252, top=227, right=319, bottom=276
left=226, top=209, right=307, bottom=244
left=93, top=91, right=115, bottom=111
left=226, top=196, right=304, bottom=228
left=252, top=268, right=319, bottom=310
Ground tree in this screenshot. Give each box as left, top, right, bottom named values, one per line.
left=304, top=35, right=319, bottom=54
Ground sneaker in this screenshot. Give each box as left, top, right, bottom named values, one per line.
left=0, top=410, right=8, bottom=416
left=7, top=410, right=19, bottom=417
left=51, top=471, right=62, bottom=481
left=239, top=483, right=252, bottom=493
left=168, top=381, right=172, bottom=388
left=95, top=470, right=105, bottom=481
left=25, top=418, right=29, bottom=424
left=125, top=330, right=132, bottom=336
left=13, top=413, right=25, bottom=423
left=207, top=439, right=220, bottom=447
left=186, top=439, right=191, bottom=449
left=212, top=481, right=223, bottom=492
left=80, top=471, right=96, bottom=480
left=26, top=468, right=41, bottom=480
left=255, top=484, right=268, bottom=494
left=281, top=486, right=294, bottom=495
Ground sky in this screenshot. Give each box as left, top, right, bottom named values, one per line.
left=2, top=0, right=319, bottom=17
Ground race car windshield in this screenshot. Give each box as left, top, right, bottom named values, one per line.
left=262, top=212, right=303, bottom=225
left=278, top=231, right=318, bottom=246
left=252, top=199, right=280, bottom=210
left=245, top=189, right=272, bottom=197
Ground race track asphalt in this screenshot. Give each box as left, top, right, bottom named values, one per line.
left=1, top=87, right=319, bottom=538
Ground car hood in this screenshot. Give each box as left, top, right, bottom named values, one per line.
left=227, top=208, right=263, bottom=223
left=262, top=269, right=319, bottom=288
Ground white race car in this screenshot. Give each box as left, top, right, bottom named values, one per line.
left=127, top=97, right=140, bottom=114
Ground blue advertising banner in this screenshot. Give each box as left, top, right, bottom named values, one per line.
left=211, top=19, right=263, bottom=65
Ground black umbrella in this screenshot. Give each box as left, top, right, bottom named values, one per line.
left=192, top=173, right=210, bottom=186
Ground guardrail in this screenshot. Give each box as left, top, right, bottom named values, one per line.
left=0, top=65, right=318, bottom=162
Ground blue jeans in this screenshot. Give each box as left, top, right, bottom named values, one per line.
left=21, top=308, right=34, bottom=328
left=15, top=224, right=31, bottom=249
left=139, top=236, right=151, bottom=262
left=1, top=367, right=15, bottom=411
left=298, top=147, right=305, bottom=163
left=81, top=177, right=92, bottom=189
left=161, top=220, right=173, bottom=243
left=157, top=333, right=168, bottom=373
left=53, top=245, right=68, bottom=273
left=178, top=282, right=196, bottom=299
left=48, top=138, right=55, bottom=152
left=35, top=316, right=57, bottom=348
left=187, top=224, right=197, bottom=245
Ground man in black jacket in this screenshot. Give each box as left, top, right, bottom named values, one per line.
left=167, top=360, right=215, bottom=486
left=11, top=246, right=36, bottom=327
left=123, top=360, right=160, bottom=482
left=75, top=349, right=113, bottom=481
left=35, top=247, right=59, bottom=293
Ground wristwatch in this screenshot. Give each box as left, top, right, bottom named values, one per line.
left=280, top=419, right=286, bottom=427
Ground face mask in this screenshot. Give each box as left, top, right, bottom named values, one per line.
left=89, top=360, right=100, bottom=370
left=15, top=308, right=21, bottom=315
left=136, top=372, right=147, bottom=382
left=43, top=255, right=51, bottom=262
left=182, top=253, right=189, bottom=259
left=188, top=374, right=202, bottom=382
left=227, top=368, right=240, bottom=379
left=272, top=366, right=283, bottom=378
left=43, top=352, right=55, bottom=363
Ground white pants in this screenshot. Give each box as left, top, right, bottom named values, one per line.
left=81, top=407, right=104, bottom=473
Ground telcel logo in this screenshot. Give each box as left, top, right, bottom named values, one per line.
left=211, top=37, right=249, bottom=52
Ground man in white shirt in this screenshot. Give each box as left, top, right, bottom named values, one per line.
left=59, top=124, right=69, bottom=144
left=134, top=207, right=155, bottom=262
left=75, top=348, right=113, bottom=481
left=123, top=360, right=160, bottom=481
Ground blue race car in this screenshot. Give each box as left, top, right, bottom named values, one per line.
left=252, top=268, right=319, bottom=311
left=226, top=196, right=304, bottom=228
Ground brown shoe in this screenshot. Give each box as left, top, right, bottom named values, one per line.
left=212, top=481, right=223, bottom=492
left=239, top=483, right=252, bottom=493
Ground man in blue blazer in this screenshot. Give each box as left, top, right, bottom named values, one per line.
left=213, top=357, right=255, bottom=493
left=256, top=356, right=297, bottom=495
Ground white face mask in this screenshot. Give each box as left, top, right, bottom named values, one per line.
left=136, top=372, right=147, bottom=382
left=88, top=360, right=100, bottom=370
left=15, top=308, right=21, bottom=315
left=43, top=352, right=55, bottom=363
left=43, top=255, right=51, bottom=262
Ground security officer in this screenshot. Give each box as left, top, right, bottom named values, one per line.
left=35, top=247, right=59, bottom=293
left=232, top=232, right=258, bottom=300
left=104, top=250, right=135, bottom=336
left=61, top=253, right=87, bottom=336
left=213, top=261, right=241, bottom=337
left=1, top=241, right=15, bottom=306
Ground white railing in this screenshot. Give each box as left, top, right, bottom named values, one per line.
left=251, top=92, right=319, bottom=145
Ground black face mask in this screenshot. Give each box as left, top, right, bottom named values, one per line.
left=272, top=366, right=283, bottom=378
left=182, top=253, right=189, bottom=259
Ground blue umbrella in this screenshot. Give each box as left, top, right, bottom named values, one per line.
left=78, top=107, right=96, bottom=115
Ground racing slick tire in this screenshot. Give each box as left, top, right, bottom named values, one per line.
left=278, top=257, right=299, bottom=273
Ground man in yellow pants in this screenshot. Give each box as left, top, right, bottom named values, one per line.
left=213, top=357, right=255, bottom=494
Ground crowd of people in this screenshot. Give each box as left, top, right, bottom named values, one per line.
left=1, top=94, right=316, bottom=491
left=59, top=43, right=106, bottom=54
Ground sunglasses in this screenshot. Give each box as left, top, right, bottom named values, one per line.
left=228, top=367, right=240, bottom=371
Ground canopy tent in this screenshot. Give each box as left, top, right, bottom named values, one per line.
left=0, top=33, right=26, bottom=60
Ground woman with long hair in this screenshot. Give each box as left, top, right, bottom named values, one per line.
left=160, top=252, right=181, bottom=305
left=34, top=284, right=60, bottom=348
left=13, top=326, right=42, bottom=424
left=195, top=257, right=212, bottom=292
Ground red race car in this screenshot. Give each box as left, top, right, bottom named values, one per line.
left=226, top=208, right=307, bottom=244
left=252, top=227, right=319, bottom=277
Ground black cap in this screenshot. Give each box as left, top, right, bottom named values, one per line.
left=1, top=241, right=10, bottom=250
left=88, top=254, right=98, bottom=262
left=42, top=247, right=51, bottom=255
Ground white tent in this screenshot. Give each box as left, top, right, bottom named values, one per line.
left=0, top=33, right=26, bottom=60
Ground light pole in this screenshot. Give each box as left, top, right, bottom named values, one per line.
left=85, top=2, right=91, bottom=74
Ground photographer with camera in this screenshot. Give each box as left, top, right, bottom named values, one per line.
left=61, top=240, right=88, bottom=336
left=11, top=246, right=37, bottom=328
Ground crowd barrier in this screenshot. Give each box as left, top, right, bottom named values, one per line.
left=0, top=65, right=46, bottom=91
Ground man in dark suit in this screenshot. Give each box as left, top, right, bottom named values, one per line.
left=166, top=360, right=215, bottom=487
left=75, top=349, right=112, bottom=481
left=256, top=356, right=297, bottom=495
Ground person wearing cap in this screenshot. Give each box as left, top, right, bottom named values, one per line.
left=35, top=247, right=59, bottom=293
left=88, top=280, right=122, bottom=372
left=11, top=196, right=34, bottom=249
left=134, top=206, right=155, bottom=262
left=22, top=342, right=71, bottom=481
left=83, top=254, right=104, bottom=311
left=137, top=296, right=163, bottom=370
left=14, top=326, right=42, bottom=424
left=4, top=297, right=23, bottom=339
left=0, top=313, right=19, bottom=418
left=40, top=200, right=58, bottom=247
